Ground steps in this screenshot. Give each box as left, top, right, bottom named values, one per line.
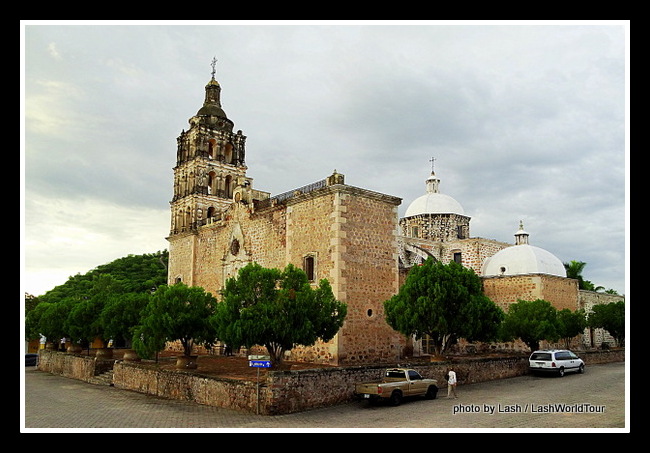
left=89, top=369, right=114, bottom=386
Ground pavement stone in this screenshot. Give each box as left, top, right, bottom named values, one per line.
left=22, top=361, right=627, bottom=432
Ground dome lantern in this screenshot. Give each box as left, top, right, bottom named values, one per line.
left=481, top=223, right=566, bottom=277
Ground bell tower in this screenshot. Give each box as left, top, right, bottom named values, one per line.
left=169, top=58, right=250, bottom=235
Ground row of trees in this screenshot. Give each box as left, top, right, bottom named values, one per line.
left=384, top=259, right=625, bottom=355
left=25, top=251, right=169, bottom=351
left=133, top=263, right=347, bottom=366
left=25, top=259, right=347, bottom=367
left=25, top=252, right=623, bottom=367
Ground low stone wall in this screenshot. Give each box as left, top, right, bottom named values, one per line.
left=113, top=361, right=261, bottom=413
left=36, top=350, right=114, bottom=383
left=264, top=356, right=531, bottom=415
left=35, top=349, right=625, bottom=416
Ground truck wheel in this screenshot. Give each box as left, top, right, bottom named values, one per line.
left=425, top=385, right=438, bottom=400
left=390, top=391, right=403, bottom=406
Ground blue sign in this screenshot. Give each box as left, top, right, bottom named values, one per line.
left=249, top=360, right=272, bottom=368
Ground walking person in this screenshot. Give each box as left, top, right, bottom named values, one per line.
left=447, top=369, right=458, bottom=399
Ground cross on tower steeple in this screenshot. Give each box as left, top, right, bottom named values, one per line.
left=429, top=157, right=436, bottom=174
left=211, top=57, right=217, bottom=80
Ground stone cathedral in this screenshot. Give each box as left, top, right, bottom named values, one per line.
left=166, top=66, right=620, bottom=365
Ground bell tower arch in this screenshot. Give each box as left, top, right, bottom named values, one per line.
left=169, top=58, right=251, bottom=235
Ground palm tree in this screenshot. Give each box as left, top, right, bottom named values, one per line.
left=563, top=260, right=604, bottom=292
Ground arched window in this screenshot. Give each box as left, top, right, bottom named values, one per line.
left=185, top=207, right=192, bottom=229
left=208, top=171, right=216, bottom=195
left=304, top=255, right=316, bottom=281
left=224, top=143, right=234, bottom=164
left=224, top=175, right=233, bottom=199
left=208, top=139, right=217, bottom=159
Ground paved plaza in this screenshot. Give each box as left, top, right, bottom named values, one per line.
left=22, top=361, right=627, bottom=432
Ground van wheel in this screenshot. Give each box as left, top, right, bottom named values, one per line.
left=425, top=385, right=438, bottom=400
left=578, top=364, right=585, bottom=374
left=558, top=367, right=565, bottom=377
left=390, top=391, right=403, bottom=406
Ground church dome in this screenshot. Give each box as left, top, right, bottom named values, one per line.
left=404, top=172, right=465, bottom=217
left=197, top=103, right=228, bottom=118
left=197, top=77, right=228, bottom=119
left=481, top=223, right=566, bottom=277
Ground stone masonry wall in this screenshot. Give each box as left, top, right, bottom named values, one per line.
left=402, top=236, right=510, bottom=275
left=37, top=350, right=115, bottom=382
left=38, top=349, right=624, bottom=416
left=578, top=290, right=625, bottom=348
left=482, top=274, right=579, bottom=312
left=335, top=186, right=406, bottom=365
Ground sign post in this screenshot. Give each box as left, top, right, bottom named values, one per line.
left=248, top=355, right=271, bottom=414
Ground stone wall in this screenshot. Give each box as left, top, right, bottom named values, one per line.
left=482, top=274, right=579, bottom=311
left=334, top=185, right=405, bottom=365
left=113, top=361, right=261, bottom=412
left=400, top=236, right=510, bottom=276
left=36, top=350, right=113, bottom=383
left=36, top=349, right=624, bottom=416
left=578, top=290, right=625, bottom=348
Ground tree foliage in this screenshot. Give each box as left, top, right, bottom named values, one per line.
left=588, top=301, right=625, bottom=346
left=500, top=299, right=560, bottom=351
left=212, top=263, right=347, bottom=366
left=101, top=292, right=150, bottom=348
left=24, top=251, right=169, bottom=346
left=563, top=260, right=619, bottom=294
left=384, top=259, right=504, bottom=356
left=133, top=283, right=216, bottom=358
left=34, top=250, right=168, bottom=303
left=556, top=308, right=587, bottom=349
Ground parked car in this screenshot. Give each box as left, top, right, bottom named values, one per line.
left=25, top=353, right=39, bottom=367
left=354, top=368, right=439, bottom=406
left=529, top=349, right=584, bottom=377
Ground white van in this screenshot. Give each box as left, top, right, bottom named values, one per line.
left=529, top=349, right=585, bottom=377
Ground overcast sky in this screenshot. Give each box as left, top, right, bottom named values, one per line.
left=21, top=21, right=628, bottom=297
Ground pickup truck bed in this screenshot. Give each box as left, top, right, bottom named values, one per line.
left=354, top=368, right=439, bottom=406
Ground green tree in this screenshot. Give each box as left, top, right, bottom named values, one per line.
left=65, top=298, right=105, bottom=346
left=39, top=300, right=75, bottom=347
left=25, top=293, right=39, bottom=312
left=24, top=301, right=52, bottom=343
left=563, top=260, right=609, bottom=292
left=213, top=263, right=347, bottom=367
left=500, top=299, right=559, bottom=351
left=131, top=298, right=168, bottom=361
left=34, top=250, right=168, bottom=302
left=384, top=259, right=504, bottom=357
left=556, top=308, right=587, bottom=349
left=588, top=301, right=625, bottom=347
left=100, top=292, right=150, bottom=348
left=64, top=275, right=125, bottom=347
left=133, top=283, right=216, bottom=359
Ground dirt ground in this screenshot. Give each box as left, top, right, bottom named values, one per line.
left=96, top=349, right=336, bottom=381
left=84, top=348, right=524, bottom=381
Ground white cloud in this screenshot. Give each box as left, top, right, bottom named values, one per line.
left=24, top=194, right=169, bottom=296
left=22, top=22, right=628, bottom=297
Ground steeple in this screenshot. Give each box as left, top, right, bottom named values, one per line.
left=514, top=221, right=530, bottom=245
left=425, top=171, right=440, bottom=194
left=169, top=59, right=249, bottom=235
left=196, top=57, right=229, bottom=122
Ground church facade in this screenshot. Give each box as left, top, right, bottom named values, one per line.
left=166, top=69, right=619, bottom=365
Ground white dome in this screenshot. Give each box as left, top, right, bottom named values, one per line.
left=404, top=171, right=465, bottom=217
left=405, top=192, right=465, bottom=217
left=481, top=244, right=566, bottom=277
